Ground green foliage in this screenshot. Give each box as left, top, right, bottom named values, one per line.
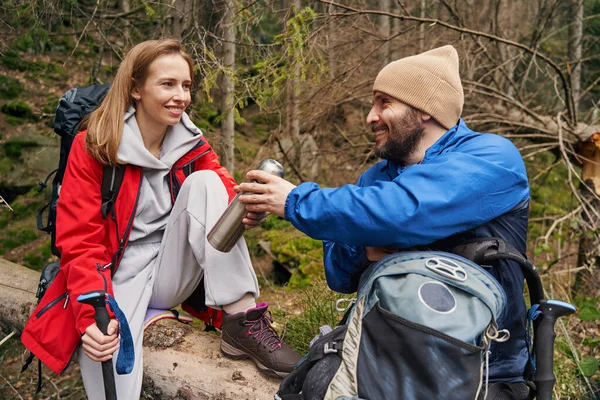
left=13, top=26, right=50, bottom=52
left=244, top=6, right=326, bottom=111
left=284, top=280, right=346, bottom=354
left=580, top=357, right=599, bottom=377
left=577, top=303, right=600, bottom=321
left=191, top=99, right=219, bottom=129
left=1, top=100, right=36, bottom=120
left=2, top=140, right=39, bottom=159
left=0, top=75, right=24, bottom=99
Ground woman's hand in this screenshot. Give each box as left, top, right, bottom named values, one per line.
left=243, top=211, right=268, bottom=230
left=81, top=319, right=119, bottom=362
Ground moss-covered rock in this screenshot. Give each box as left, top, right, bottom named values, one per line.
left=1, top=100, right=36, bottom=120
left=262, top=226, right=324, bottom=288
left=0, top=75, right=24, bottom=99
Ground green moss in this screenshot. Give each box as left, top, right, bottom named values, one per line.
left=5, top=116, right=26, bottom=126
left=1, top=228, right=38, bottom=250
left=1, top=100, right=36, bottom=120
left=42, top=95, right=60, bottom=114
left=0, top=156, right=14, bottom=175
left=263, top=227, right=324, bottom=288
left=3, top=140, right=40, bottom=159
left=1, top=51, right=35, bottom=71
left=0, top=75, right=24, bottom=99
left=262, top=214, right=291, bottom=230
left=21, top=238, right=54, bottom=271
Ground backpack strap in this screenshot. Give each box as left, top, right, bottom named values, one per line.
left=448, top=237, right=544, bottom=306
left=101, top=165, right=125, bottom=219
left=36, top=169, right=59, bottom=233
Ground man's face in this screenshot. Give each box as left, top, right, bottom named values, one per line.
left=366, top=92, right=424, bottom=166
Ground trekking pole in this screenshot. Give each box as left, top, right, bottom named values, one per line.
left=78, top=290, right=117, bottom=400
left=533, top=299, right=576, bottom=400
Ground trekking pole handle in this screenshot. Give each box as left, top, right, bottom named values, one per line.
left=533, top=300, right=576, bottom=400
left=77, top=290, right=117, bottom=400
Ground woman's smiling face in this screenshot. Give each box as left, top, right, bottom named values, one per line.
left=132, top=53, right=192, bottom=132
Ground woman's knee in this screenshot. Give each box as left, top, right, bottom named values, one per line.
left=179, top=170, right=227, bottom=197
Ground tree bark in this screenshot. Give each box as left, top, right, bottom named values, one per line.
left=120, top=0, right=131, bottom=40
left=220, top=0, right=236, bottom=173
left=380, top=0, right=391, bottom=66
left=284, top=0, right=301, bottom=142
left=568, top=0, right=583, bottom=112
left=0, top=258, right=280, bottom=400
left=173, top=0, right=192, bottom=39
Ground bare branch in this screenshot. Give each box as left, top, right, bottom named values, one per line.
left=318, top=0, right=576, bottom=125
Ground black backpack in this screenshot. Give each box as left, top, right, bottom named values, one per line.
left=24, top=84, right=125, bottom=389
left=276, top=238, right=576, bottom=400
left=37, top=83, right=124, bottom=261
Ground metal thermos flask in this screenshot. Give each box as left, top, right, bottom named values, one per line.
left=207, top=159, right=284, bottom=252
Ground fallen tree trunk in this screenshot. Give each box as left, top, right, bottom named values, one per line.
left=0, top=258, right=280, bottom=400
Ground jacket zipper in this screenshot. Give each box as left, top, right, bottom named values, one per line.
left=96, top=263, right=109, bottom=291
left=36, top=292, right=68, bottom=318
left=170, top=148, right=211, bottom=201
left=113, top=168, right=143, bottom=274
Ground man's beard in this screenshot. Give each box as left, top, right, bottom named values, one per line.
left=372, top=107, right=424, bottom=166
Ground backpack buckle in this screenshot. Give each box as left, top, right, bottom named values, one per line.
left=324, top=341, right=338, bottom=354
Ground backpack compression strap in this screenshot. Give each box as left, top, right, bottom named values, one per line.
left=448, top=237, right=545, bottom=306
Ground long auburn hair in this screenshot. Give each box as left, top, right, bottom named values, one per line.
left=82, top=39, right=195, bottom=165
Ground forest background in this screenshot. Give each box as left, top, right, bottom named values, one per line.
left=0, top=0, right=599, bottom=398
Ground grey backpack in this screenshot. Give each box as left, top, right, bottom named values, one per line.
left=277, top=250, right=508, bottom=400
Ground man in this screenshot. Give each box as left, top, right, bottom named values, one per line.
left=237, top=45, right=531, bottom=399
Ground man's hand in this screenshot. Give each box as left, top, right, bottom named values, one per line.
left=82, top=319, right=119, bottom=362
left=236, top=170, right=296, bottom=218
left=365, top=246, right=399, bottom=262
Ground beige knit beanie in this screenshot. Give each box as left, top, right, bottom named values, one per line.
left=373, top=45, right=464, bottom=130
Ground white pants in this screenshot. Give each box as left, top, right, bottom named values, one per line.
left=79, top=170, right=260, bottom=400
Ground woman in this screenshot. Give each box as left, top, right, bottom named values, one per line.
left=21, top=39, right=300, bottom=399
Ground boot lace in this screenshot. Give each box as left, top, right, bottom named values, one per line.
left=245, top=310, right=283, bottom=351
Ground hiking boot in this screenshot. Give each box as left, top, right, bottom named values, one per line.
left=220, top=302, right=301, bottom=378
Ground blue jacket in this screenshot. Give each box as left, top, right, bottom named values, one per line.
left=284, top=119, right=530, bottom=381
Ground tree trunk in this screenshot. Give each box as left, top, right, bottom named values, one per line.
left=220, top=0, right=236, bottom=173
left=121, top=0, right=131, bottom=40
left=173, top=0, right=192, bottom=39
left=380, top=0, right=391, bottom=66
left=418, top=0, right=426, bottom=53
left=285, top=0, right=301, bottom=141
left=568, top=0, right=583, bottom=113
left=0, top=258, right=280, bottom=399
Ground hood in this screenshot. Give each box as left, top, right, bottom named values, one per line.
left=117, top=106, right=203, bottom=169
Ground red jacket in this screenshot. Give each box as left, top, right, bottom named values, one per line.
left=21, top=132, right=235, bottom=374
